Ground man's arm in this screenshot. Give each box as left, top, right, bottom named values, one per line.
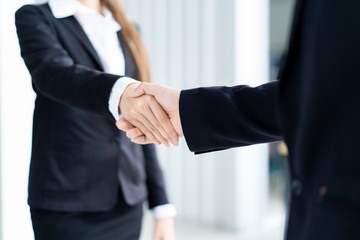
left=117, top=81, right=283, bottom=152
left=179, top=81, right=283, bottom=152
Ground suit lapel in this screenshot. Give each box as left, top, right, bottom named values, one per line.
left=117, top=31, right=138, bottom=79
left=59, top=16, right=104, bottom=71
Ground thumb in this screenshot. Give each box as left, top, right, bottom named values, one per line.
left=128, top=82, right=148, bottom=98
left=129, top=82, right=161, bottom=98
left=116, top=118, right=134, bottom=131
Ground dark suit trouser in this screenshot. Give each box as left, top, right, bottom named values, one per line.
left=30, top=194, right=143, bottom=240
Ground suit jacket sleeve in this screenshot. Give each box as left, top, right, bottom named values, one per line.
left=15, top=5, right=120, bottom=119
left=142, top=144, right=169, bottom=209
left=179, top=81, right=283, bottom=153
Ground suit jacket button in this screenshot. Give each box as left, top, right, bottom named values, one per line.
left=292, top=179, right=303, bottom=196
left=113, top=137, right=121, bottom=145
left=319, top=186, right=327, bottom=197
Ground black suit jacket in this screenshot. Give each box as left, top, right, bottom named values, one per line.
left=15, top=3, right=169, bottom=211
left=180, top=0, right=360, bottom=239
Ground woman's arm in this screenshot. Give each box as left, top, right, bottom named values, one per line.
left=16, top=5, right=178, bottom=144
left=142, top=144, right=170, bottom=208
left=15, top=5, right=119, bottom=118
left=142, top=144, right=176, bottom=240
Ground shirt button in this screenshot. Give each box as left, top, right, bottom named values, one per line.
left=292, top=179, right=303, bottom=197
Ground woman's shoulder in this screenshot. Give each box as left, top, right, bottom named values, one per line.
left=15, top=3, right=57, bottom=30
left=15, top=3, right=52, bottom=20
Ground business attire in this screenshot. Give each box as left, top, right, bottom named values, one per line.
left=180, top=0, right=360, bottom=239
left=15, top=1, right=175, bottom=239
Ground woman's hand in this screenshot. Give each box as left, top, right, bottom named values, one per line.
left=153, top=218, right=176, bottom=240
left=119, top=83, right=179, bottom=146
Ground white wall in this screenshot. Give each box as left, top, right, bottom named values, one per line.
left=0, top=1, right=36, bottom=240
left=122, top=0, right=270, bottom=230
left=234, top=0, right=270, bottom=228
left=270, top=0, right=294, bottom=53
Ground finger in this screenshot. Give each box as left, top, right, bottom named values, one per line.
left=153, top=231, right=161, bottom=240
left=123, top=95, right=170, bottom=145
left=148, top=100, right=179, bottom=146
left=121, top=102, right=169, bottom=145
left=116, top=118, right=134, bottom=131
left=140, top=102, right=175, bottom=146
left=127, top=128, right=155, bottom=145
left=129, top=82, right=148, bottom=98
left=130, top=119, right=162, bottom=145
left=135, top=108, right=172, bottom=147
left=129, top=82, right=162, bottom=98
left=131, top=135, right=151, bottom=145
left=126, top=127, right=143, bottom=139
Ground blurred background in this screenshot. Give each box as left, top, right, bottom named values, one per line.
left=0, top=0, right=295, bottom=239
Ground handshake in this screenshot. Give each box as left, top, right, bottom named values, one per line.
left=117, top=82, right=183, bottom=147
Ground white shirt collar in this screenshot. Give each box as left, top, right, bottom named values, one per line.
left=48, top=0, right=121, bottom=31
left=48, top=0, right=83, bottom=18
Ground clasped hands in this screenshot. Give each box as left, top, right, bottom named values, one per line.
left=117, top=82, right=183, bottom=146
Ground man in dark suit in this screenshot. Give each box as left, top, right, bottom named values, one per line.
left=117, top=0, right=360, bottom=239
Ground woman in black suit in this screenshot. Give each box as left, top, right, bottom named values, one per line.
left=15, top=0, right=176, bottom=239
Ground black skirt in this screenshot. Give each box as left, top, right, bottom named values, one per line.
left=30, top=195, right=143, bottom=240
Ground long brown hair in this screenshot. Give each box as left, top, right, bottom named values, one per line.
left=101, top=0, right=151, bottom=82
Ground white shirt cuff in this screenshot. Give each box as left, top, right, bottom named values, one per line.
left=152, top=204, right=177, bottom=219
left=108, top=77, right=140, bottom=120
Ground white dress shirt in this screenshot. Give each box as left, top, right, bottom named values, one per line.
left=48, top=0, right=176, bottom=219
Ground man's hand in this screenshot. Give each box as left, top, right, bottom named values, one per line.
left=119, top=83, right=179, bottom=146
left=153, top=218, right=176, bottom=240
left=117, top=83, right=183, bottom=145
